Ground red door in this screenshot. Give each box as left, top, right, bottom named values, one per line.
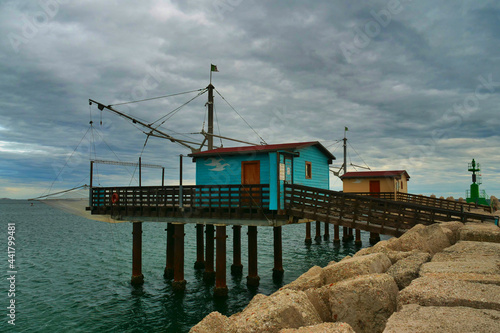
left=369, top=180, right=380, bottom=197
left=241, top=161, right=260, bottom=206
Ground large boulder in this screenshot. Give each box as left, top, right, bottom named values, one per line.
left=386, top=251, right=431, bottom=289
left=383, top=304, right=500, bottom=333
left=230, top=289, right=322, bottom=332
left=437, top=221, right=464, bottom=244
left=328, top=274, right=399, bottom=333
left=387, top=224, right=433, bottom=253
left=281, top=266, right=323, bottom=291
left=388, top=224, right=451, bottom=255
left=398, top=277, right=500, bottom=311
left=419, top=261, right=500, bottom=285
left=422, top=241, right=500, bottom=285
left=304, top=286, right=332, bottom=322
left=280, top=322, right=355, bottom=333
left=458, top=223, right=500, bottom=243
left=189, top=311, right=231, bottom=333
left=320, top=253, right=392, bottom=285
left=431, top=241, right=500, bottom=263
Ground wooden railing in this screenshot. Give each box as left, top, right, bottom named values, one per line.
left=395, top=192, right=490, bottom=212
left=348, top=191, right=490, bottom=213
left=91, top=184, right=273, bottom=220
left=285, top=184, right=492, bottom=237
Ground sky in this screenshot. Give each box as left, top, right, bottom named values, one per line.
left=0, top=0, right=499, bottom=200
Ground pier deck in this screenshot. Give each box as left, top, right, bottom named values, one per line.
left=90, top=184, right=493, bottom=234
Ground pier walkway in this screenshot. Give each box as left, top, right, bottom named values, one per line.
left=91, top=184, right=493, bottom=235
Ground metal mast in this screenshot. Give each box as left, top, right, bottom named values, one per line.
left=343, top=131, right=347, bottom=175
left=207, top=83, right=214, bottom=150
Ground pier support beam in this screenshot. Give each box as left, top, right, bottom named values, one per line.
left=203, top=224, right=215, bottom=283
left=131, top=222, right=144, bottom=286
left=172, top=223, right=186, bottom=291
left=194, top=224, right=205, bottom=269
left=324, top=222, right=330, bottom=241
left=348, top=227, right=354, bottom=241
left=315, top=221, right=322, bottom=242
left=333, top=224, right=340, bottom=244
left=342, top=226, right=349, bottom=242
left=369, top=232, right=381, bottom=245
left=164, top=223, right=174, bottom=279
left=231, top=225, right=243, bottom=275
left=305, top=222, right=312, bottom=244
left=355, top=229, right=362, bottom=246
left=247, top=226, right=260, bottom=287
left=272, top=226, right=284, bottom=281
left=214, top=225, right=228, bottom=298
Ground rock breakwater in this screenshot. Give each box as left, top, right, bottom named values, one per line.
left=190, top=222, right=500, bottom=333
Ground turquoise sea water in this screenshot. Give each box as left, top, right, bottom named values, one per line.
left=1, top=200, right=385, bottom=332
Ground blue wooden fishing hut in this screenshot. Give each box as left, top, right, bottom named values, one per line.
left=188, top=141, right=335, bottom=211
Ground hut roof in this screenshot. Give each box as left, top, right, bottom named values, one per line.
left=341, top=170, right=410, bottom=180
left=189, top=141, right=335, bottom=162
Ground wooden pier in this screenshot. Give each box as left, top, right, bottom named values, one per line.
left=90, top=183, right=494, bottom=292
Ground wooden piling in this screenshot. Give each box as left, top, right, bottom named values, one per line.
left=342, top=225, right=349, bottom=242
left=355, top=229, right=362, bottom=246
left=305, top=222, right=312, bottom=244
left=214, top=225, right=228, bottom=297
left=172, top=223, right=186, bottom=291
left=247, top=226, right=260, bottom=287
left=231, top=225, right=243, bottom=275
left=164, top=222, right=174, bottom=279
left=333, top=224, right=340, bottom=244
left=203, top=224, right=215, bottom=283
left=369, top=232, right=381, bottom=245
left=194, top=224, right=205, bottom=269
left=272, top=226, right=284, bottom=281
left=323, top=222, right=330, bottom=241
left=315, top=221, right=322, bottom=242
left=131, top=222, right=144, bottom=286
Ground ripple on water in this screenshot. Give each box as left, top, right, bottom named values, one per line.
left=3, top=202, right=388, bottom=333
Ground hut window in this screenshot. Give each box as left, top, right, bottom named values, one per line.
left=401, top=180, right=403, bottom=190
left=305, top=161, right=312, bottom=179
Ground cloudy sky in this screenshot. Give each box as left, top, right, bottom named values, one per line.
left=1, top=0, right=499, bottom=200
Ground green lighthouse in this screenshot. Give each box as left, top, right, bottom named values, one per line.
left=466, top=159, right=488, bottom=205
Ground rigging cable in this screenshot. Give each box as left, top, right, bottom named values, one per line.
left=213, top=101, right=223, bottom=147
left=348, top=141, right=371, bottom=170
left=129, top=134, right=150, bottom=186
left=109, top=88, right=207, bottom=107
left=214, top=88, right=267, bottom=145
left=45, top=127, right=91, bottom=197
left=151, top=88, right=208, bottom=128
left=92, top=128, right=138, bottom=184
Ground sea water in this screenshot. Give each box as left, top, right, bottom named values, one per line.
left=0, top=200, right=385, bottom=332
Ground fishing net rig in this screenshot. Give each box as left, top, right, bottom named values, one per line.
left=30, top=83, right=268, bottom=215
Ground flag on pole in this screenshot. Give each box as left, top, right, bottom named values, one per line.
left=211, top=64, right=219, bottom=72
left=345, top=126, right=348, bottom=131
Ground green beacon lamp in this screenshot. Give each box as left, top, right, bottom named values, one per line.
left=466, top=159, right=488, bottom=206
